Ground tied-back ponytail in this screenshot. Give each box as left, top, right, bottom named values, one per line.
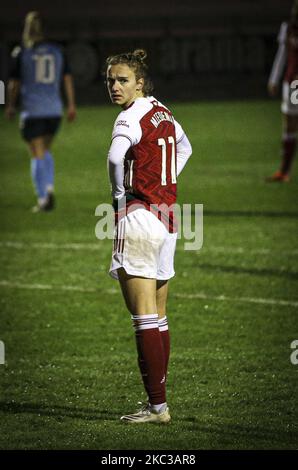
left=23, top=11, right=44, bottom=48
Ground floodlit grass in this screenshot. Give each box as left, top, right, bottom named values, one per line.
left=0, top=101, right=297, bottom=449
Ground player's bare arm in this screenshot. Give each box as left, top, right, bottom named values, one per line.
left=5, top=79, right=20, bottom=119
left=63, top=74, right=76, bottom=121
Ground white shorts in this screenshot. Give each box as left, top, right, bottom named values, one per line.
left=109, top=208, right=177, bottom=280
left=281, top=81, right=298, bottom=116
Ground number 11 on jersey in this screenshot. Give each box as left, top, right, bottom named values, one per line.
left=158, top=136, right=177, bottom=186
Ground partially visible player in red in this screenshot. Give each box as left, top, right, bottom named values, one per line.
left=267, top=0, right=298, bottom=182
left=105, top=49, right=192, bottom=423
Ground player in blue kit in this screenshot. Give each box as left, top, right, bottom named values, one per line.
left=5, top=11, right=76, bottom=212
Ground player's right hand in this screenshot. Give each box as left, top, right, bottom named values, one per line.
left=5, top=106, right=16, bottom=120
left=268, top=83, right=278, bottom=96
left=67, top=105, right=77, bottom=122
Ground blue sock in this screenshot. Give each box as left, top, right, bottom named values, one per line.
left=44, top=150, right=54, bottom=191
left=31, top=158, right=47, bottom=199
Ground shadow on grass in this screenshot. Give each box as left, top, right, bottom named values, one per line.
left=1, top=401, right=296, bottom=447
left=168, top=417, right=296, bottom=446
left=0, top=401, right=119, bottom=421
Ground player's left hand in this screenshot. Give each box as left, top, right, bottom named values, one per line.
left=268, top=83, right=278, bottom=97
left=67, top=105, right=77, bottom=122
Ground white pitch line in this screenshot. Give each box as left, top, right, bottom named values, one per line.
left=0, top=280, right=297, bottom=308
left=0, top=280, right=96, bottom=293
left=178, top=246, right=298, bottom=255
left=0, top=241, right=101, bottom=251
left=173, top=292, right=298, bottom=308
left=1, top=240, right=298, bottom=256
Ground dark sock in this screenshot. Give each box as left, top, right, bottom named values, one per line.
left=280, top=134, right=297, bottom=175
left=132, top=314, right=166, bottom=405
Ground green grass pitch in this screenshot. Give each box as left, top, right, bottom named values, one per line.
left=0, top=101, right=297, bottom=449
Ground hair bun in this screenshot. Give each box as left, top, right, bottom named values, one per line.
left=133, top=49, right=147, bottom=61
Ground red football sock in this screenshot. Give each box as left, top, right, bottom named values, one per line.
left=280, top=134, right=297, bottom=175
left=158, top=316, right=170, bottom=380
left=132, top=314, right=166, bottom=405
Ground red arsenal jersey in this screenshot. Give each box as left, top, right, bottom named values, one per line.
left=112, top=97, right=184, bottom=231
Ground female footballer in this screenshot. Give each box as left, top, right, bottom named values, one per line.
left=5, top=11, right=76, bottom=211
left=106, top=49, right=192, bottom=423
left=267, top=0, right=298, bottom=182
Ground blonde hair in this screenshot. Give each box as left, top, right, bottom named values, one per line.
left=23, top=11, right=44, bottom=48
left=106, top=49, right=153, bottom=96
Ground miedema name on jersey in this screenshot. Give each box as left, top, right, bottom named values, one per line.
left=150, top=111, right=175, bottom=128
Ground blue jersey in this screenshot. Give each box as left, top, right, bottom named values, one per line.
left=10, top=42, right=70, bottom=119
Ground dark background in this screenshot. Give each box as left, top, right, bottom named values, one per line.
left=0, top=0, right=294, bottom=103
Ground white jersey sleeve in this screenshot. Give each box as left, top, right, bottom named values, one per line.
left=174, top=119, right=185, bottom=144
left=111, top=110, right=142, bottom=146
left=277, top=22, right=288, bottom=45
left=268, top=22, right=288, bottom=86
left=108, top=136, right=131, bottom=200
left=173, top=118, right=192, bottom=176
